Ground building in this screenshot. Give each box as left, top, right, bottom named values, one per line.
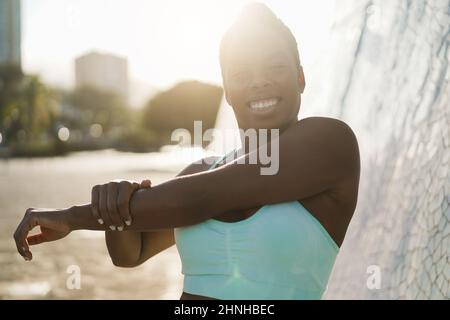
left=75, top=51, right=128, bottom=100
left=0, top=0, right=21, bottom=67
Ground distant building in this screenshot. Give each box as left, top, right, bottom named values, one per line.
left=0, top=0, right=21, bottom=67
left=75, top=51, right=128, bottom=101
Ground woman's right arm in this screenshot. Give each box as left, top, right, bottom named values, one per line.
left=104, top=157, right=217, bottom=268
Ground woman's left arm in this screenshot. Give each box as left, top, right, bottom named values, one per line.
left=14, top=117, right=360, bottom=259
left=69, top=117, right=360, bottom=231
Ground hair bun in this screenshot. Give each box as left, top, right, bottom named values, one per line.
left=238, top=2, right=278, bottom=22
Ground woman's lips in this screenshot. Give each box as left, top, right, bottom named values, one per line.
left=247, top=96, right=281, bottom=115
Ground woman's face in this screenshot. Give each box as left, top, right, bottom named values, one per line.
left=223, top=27, right=305, bottom=131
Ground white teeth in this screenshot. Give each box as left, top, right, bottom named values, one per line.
left=249, top=98, right=279, bottom=110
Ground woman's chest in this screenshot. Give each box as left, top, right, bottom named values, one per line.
left=212, top=192, right=335, bottom=223
left=211, top=193, right=344, bottom=247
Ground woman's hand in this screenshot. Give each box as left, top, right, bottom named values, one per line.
left=13, top=207, right=72, bottom=261
left=91, top=179, right=151, bottom=231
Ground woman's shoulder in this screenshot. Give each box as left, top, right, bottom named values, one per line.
left=298, top=116, right=355, bottom=134
left=297, top=116, right=359, bottom=164
left=296, top=117, right=360, bottom=204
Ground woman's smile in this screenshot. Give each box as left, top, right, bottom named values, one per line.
left=247, top=96, right=282, bottom=116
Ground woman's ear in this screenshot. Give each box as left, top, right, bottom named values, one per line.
left=298, top=66, right=306, bottom=94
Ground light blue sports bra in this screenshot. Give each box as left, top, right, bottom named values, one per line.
left=174, top=150, right=339, bottom=300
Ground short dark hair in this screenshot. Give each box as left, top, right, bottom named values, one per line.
left=219, top=2, right=301, bottom=78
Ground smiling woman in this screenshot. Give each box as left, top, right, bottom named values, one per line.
left=219, top=4, right=305, bottom=134
left=13, top=2, right=360, bottom=300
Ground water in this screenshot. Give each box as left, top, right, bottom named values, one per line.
left=0, top=149, right=206, bottom=299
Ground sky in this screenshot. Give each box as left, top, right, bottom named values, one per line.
left=22, top=0, right=336, bottom=93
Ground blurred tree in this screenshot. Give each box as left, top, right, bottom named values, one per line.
left=0, top=64, right=57, bottom=148
left=0, top=64, right=23, bottom=143
left=0, top=64, right=23, bottom=105
left=142, top=80, right=223, bottom=147
left=1, top=71, right=223, bottom=155
left=65, top=86, right=130, bottom=135
left=21, top=75, right=57, bottom=141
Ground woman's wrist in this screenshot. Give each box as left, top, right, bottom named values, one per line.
left=63, top=205, right=81, bottom=231
left=64, top=204, right=104, bottom=231
left=62, top=175, right=210, bottom=232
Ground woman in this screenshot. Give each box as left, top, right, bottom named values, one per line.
left=13, top=3, right=360, bottom=300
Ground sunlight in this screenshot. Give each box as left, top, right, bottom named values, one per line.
left=23, top=0, right=336, bottom=89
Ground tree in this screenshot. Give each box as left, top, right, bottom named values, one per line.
left=142, top=80, right=223, bottom=147
left=65, top=86, right=130, bottom=134
left=0, top=64, right=56, bottom=146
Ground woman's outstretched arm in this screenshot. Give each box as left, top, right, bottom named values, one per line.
left=68, top=117, right=359, bottom=231
left=14, top=117, right=360, bottom=260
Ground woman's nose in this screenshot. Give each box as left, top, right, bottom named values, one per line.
left=249, top=70, right=271, bottom=89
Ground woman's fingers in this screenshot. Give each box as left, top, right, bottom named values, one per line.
left=93, top=179, right=152, bottom=231
left=99, top=184, right=114, bottom=229
left=107, top=183, right=122, bottom=230
left=91, top=185, right=103, bottom=225
left=117, top=181, right=138, bottom=227
left=14, top=221, right=31, bottom=260
left=13, top=208, right=72, bottom=261
left=27, top=233, right=46, bottom=246
left=13, top=208, right=37, bottom=261
left=140, top=179, right=152, bottom=188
